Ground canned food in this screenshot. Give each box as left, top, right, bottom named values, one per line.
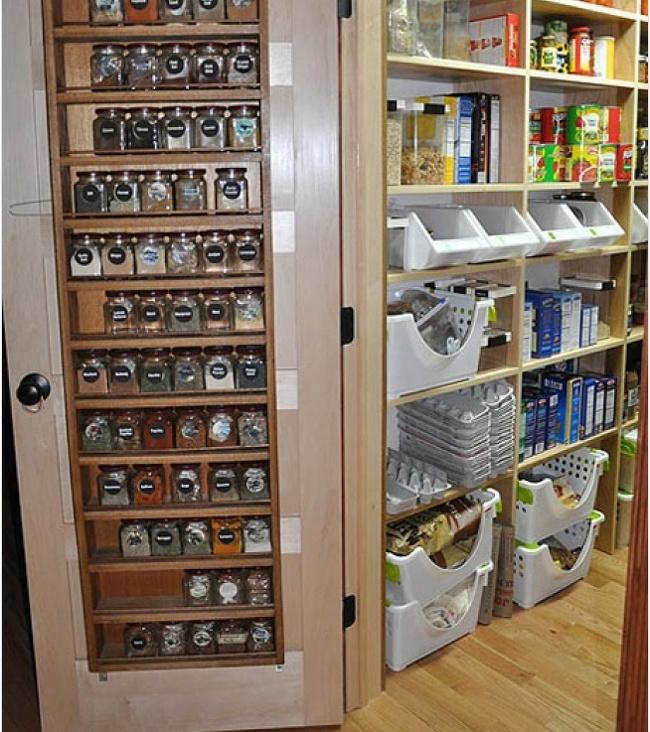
left=529, top=144, right=568, bottom=183
left=540, top=107, right=567, bottom=144
left=538, top=36, right=560, bottom=73
left=529, top=40, right=538, bottom=69
left=598, top=143, right=617, bottom=182
left=639, top=55, right=649, bottom=84
left=616, top=144, right=634, bottom=181
left=593, top=36, right=615, bottom=79
left=566, top=105, right=601, bottom=144
left=545, top=20, right=568, bottom=73
left=529, top=109, right=542, bottom=144
left=567, top=144, right=599, bottom=182
left=599, top=106, right=621, bottom=144
left=569, top=26, right=594, bottom=76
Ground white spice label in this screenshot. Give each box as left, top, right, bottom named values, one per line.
left=218, top=528, right=235, bottom=545
left=108, top=246, right=127, bottom=263
left=201, top=119, right=220, bottom=137
left=205, top=245, right=225, bottom=263
left=103, top=480, right=122, bottom=495
left=174, top=305, right=193, bottom=323
left=138, top=479, right=155, bottom=494
left=113, top=185, right=133, bottom=202
left=200, top=60, right=219, bottom=79
left=82, top=185, right=100, bottom=203
left=82, top=366, right=100, bottom=383
left=167, top=119, right=186, bottom=137
left=110, top=306, right=128, bottom=322
left=223, top=181, right=242, bottom=200
left=74, top=248, right=94, bottom=265
left=130, top=0, right=150, bottom=8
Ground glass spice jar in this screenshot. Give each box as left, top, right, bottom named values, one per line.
left=121, top=522, right=152, bottom=557
left=204, top=346, right=235, bottom=390
left=235, top=346, right=266, bottom=389
left=104, top=291, right=137, bottom=334
left=143, top=409, right=175, bottom=450
left=160, top=107, right=192, bottom=149
left=248, top=619, right=274, bottom=652
left=138, top=290, right=168, bottom=334
left=233, top=288, right=264, bottom=330
left=202, top=288, right=233, bottom=331
left=76, top=349, right=109, bottom=394
left=226, top=42, right=259, bottom=85
left=125, top=0, right=159, bottom=23
left=174, top=169, right=207, bottom=211
left=212, top=517, right=242, bottom=554
left=167, top=233, right=200, bottom=274
left=200, top=231, right=230, bottom=273
left=183, top=569, right=214, bottom=606
left=215, top=168, right=248, bottom=211
left=70, top=234, right=102, bottom=277
left=140, top=348, right=172, bottom=392
left=189, top=621, right=216, bottom=655
left=159, top=43, right=192, bottom=87
left=159, top=623, right=187, bottom=656
left=93, top=108, right=127, bottom=152
left=125, top=624, right=157, bottom=656
left=112, top=409, right=143, bottom=451
left=193, top=43, right=227, bottom=84
left=140, top=171, right=174, bottom=213
left=125, top=43, right=160, bottom=89
left=108, top=349, right=139, bottom=394
left=216, top=619, right=248, bottom=654
left=228, top=105, right=260, bottom=149
left=225, top=0, right=258, bottom=21
left=245, top=567, right=273, bottom=605
left=238, top=408, right=267, bottom=446
left=75, top=172, right=108, bottom=214
left=102, top=233, right=135, bottom=274
left=206, top=407, right=237, bottom=447
left=159, top=0, right=193, bottom=21
left=233, top=229, right=262, bottom=272
left=192, top=106, right=227, bottom=150
left=127, top=107, right=160, bottom=149
left=168, top=290, right=202, bottom=332
left=242, top=517, right=271, bottom=553
left=171, top=463, right=202, bottom=501
left=151, top=520, right=182, bottom=556
left=97, top=464, right=131, bottom=506
left=214, top=568, right=244, bottom=605
left=133, top=464, right=164, bottom=504
left=173, top=348, right=205, bottom=391
left=108, top=172, right=141, bottom=214
left=182, top=520, right=212, bottom=555
left=207, top=464, right=239, bottom=502
left=239, top=463, right=269, bottom=501
left=90, top=0, right=124, bottom=25
left=174, top=408, right=207, bottom=449
left=192, top=0, right=225, bottom=20
left=80, top=411, right=113, bottom=452
left=134, top=234, right=167, bottom=274
left=91, top=44, right=125, bottom=88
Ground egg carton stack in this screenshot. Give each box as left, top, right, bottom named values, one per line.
left=386, top=448, right=451, bottom=515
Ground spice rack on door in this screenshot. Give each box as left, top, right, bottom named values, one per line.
left=42, top=0, right=283, bottom=672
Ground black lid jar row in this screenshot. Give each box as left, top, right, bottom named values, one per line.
left=90, top=0, right=258, bottom=26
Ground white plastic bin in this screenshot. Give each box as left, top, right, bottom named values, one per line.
left=469, top=205, right=539, bottom=261
left=631, top=203, right=649, bottom=245
left=619, top=429, right=638, bottom=493
left=525, top=202, right=589, bottom=255
left=513, top=511, right=605, bottom=609
left=385, top=562, right=491, bottom=672
left=387, top=290, right=492, bottom=399
left=561, top=200, right=625, bottom=249
left=616, top=491, right=634, bottom=548
left=516, top=447, right=608, bottom=544
left=386, top=488, right=500, bottom=606
left=387, top=206, right=490, bottom=270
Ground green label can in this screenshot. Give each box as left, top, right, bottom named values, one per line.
left=567, top=105, right=601, bottom=144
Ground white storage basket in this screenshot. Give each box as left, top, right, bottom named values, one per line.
left=513, top=511, right=604, bottom=609
left=631, top=203, right=649, bottom=245
left=385, top=562, right=491, bottom=672
left=469, top=205, right=539, bottom=261
left=561, top=200, right=625, bottom=250
left=387, top=289, right=492, bottom=399
left=515, top=447, right=608, bottom=544
left=616, top=491, right=634, bottom=549
left=619, top=429, right=638, bottom=493
left=386, top=488, right=500, bottom=606
left=525, top=202, right=589, bottom=255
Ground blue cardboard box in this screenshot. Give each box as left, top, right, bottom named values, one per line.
left=541, top=372, right=583, bottom=444
left=526, top=291, right=555, bottom=358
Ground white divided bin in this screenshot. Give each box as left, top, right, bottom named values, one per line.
left=525, top=201, right=589, bottom=255
left=387, top=290, right=492, bottom=399
left=631, top=203, right=649, bottom=244
left=387, top=205, right=490, bottom=271
left=385, top=562, right=492, bottom=672
left=619, top=429, right=638, bottom=493
left=386, top=488, right=500, bottom=606
left=513, top=511, right=605, bottom=609
left=561, top=200, right=625, bottom=250
left=469, top=205, right=539, bottom=261
left=616, top=491, right=634, bottom=548
left=516, top=447, right=608, bottom=544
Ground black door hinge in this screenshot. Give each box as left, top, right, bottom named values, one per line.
left=343, top=594, right=356, bottom=629
left=341, top=306, right=355, bottom=346
left=338, top=0, right=353, bottom=19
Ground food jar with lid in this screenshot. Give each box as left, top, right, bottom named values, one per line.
left=192, top=106, right=227, bottom=149
left=189, top=621, right=216, bottom=655
left=167, top=232, right=200, bottom=274
left=206, top=407, right=237, bottom=447
left=202, top=288, right=232, bottom=331
left=174, top=169, right=207, bottom=211
left=192, top=0, right=225, bottom=20
left=215, top=168, right=248, bottom=211
left=173, top=348, right=205, bottom=391
left=199, top=231, right=230, bottom=272
left=112, top=409, right=143, bottom=450
left=80, top=411, right=113, bottom=452
left=182, top=519, right=212, bottom=555
left=225, top=0, right=258, bottom=21
left=235, top=346, right=266, bottom=389
left=168, top=290, right=202, bottom=332
left=174, top=408, right=206, bottom=449
left=108, top=172, right=141, bottom=214
left=160, top=107, right=192, bottom=149
left=143, top=409, right=175, bottom=450
left=242, top=516, right=271, bottom=553
left=151, top=520, right=182, bottom=556
left=93, top=108, right=127, bottom=152
left=238, top=408, right=267, bottom=446
left=125, top=0, right=158, bottom=22
left=228, top=105, right=260, bottom=149
left=216, top=619, right=248, bottom=654
left=75, top=172, right=108, bottom=213
left=204, top=346, right=235, bottom=390
left=125, top=43, right=160, bottom=88
left=183, top=570, right=213, bottom=606
left=70, top=234, right=102, bottom=277
left=400, top=101, right=448, bottom=185
left=140, top=348, right=172, bottom=392
left=127, top=108, right=160, bottom=149
left=538, top=35, right=560, bottom=73
left=124, top=624, right=157, bottom=656
left=108, top=349, right=140, bottom=395
left=214, top=568, right=244, bottom=605
left=193, top=43, right=226, bottom=84
left=245, top=567, right=272, bottom=605
left=134, top=234, right=167, bottom=274
left=159, top=623, right=187, bottom=656
left=212, top=517, right=242, bottom=554
left=248, top=618, right=274, bottom=652
left=97, top=465, right=131, bottom=506
left=159, top=43, right=192, bottom=88
left=239, top=463, right=269, bottom=500
left=91, top=44, right=125, bottom=88
left=140, top=171, right=174, bottom=212
left=233, top=288, right=264, bottom=330
left=233, top=229, right=262, bottom=272
left=104, top=291, right=137, bottom=334
left=207, top=464, right=239, bottom=501
left=569, top=26, right=594, bottom=76
left=158, top=0, right=193, bottom=21
left=76, top=350, right=109, bottom=394
left=138, top=290, right=168, bottom=333
left=90, top=0, right=124, bottom=25
left=226, top=42, right=259, bottom=85
left=171, top=463, right=202, bottom=501
left=133, top=464, right=164, bottom=504
left=102, top=233, right=135, bottom=274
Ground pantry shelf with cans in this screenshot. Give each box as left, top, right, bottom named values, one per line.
left=42, top=0, right=282, bottom=671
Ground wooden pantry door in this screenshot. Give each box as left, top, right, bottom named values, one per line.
left=2, top=1, right=344, bottom=730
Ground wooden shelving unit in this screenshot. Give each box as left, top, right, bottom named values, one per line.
left=42, top=0, right=283, bottom=672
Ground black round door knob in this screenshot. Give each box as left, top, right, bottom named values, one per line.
left=16, top=373, right=51, bottom=407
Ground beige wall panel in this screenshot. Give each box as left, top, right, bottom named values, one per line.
left=281, top=554, right=304, bottom=651
left=277, top=409, right=301, bottom=517
left=269, top=86, right=295, bottom=211
left=267, top=0, right=293, bottom=43
left=272, top=252, right=298, bottom=368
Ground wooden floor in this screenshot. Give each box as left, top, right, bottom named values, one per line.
left=3, top=539, right=627, bottom=732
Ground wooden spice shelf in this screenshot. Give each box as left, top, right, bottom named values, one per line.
left=75, top=392, right=268, bottom=409
left=88, top=553, right=274, bottom=573
left=57, top=88, right=263, bottom=105
left=53, top=23, right=260, bottom=41
left=84, top=503, right=272, bottom=520
left=96, top=645, right=277, bottom=672
left=61, top=213, right=264, bottom=231
left=60, top=151, right=262, bottom=166
left=627, top=325, right=645, bottom=343
left=79, top=449, right=270, bottom=466
left=66, top=275, right=265, bottom=290
left=70, top=334, right=267, bottom=350
left=94, top=596, right=274, bottom=623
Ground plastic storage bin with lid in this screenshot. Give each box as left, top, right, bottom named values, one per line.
left=619, top=428, right=638, bottom=493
